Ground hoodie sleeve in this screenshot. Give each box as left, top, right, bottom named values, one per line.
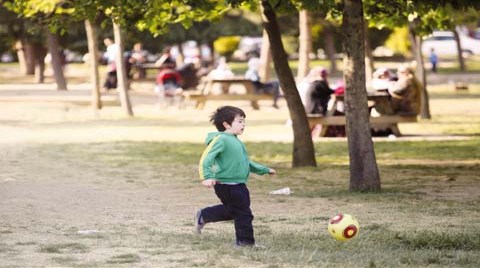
left=249, top=160, right=270, bottom=175
left=198, top=135, right=224, bottom=180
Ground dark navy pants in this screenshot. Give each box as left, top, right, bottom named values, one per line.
left=201, top=183, right=255, bottom=245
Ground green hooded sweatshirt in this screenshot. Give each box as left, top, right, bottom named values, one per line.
left=198, top=132, right=270, bottom=184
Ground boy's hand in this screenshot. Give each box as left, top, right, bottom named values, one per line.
left=202, top=179, right=218, bottom=188
left=268, top=168, right=276, bottom=175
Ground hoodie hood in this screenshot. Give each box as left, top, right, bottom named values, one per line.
left=205, top=132, right=234, bottom=145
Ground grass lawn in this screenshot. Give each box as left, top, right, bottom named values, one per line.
left=1, top=138, right=477, bottom=267
left=0, top=63, right=479, bottom=267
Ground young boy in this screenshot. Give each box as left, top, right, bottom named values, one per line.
left=195, top=106, right=276, bottom=247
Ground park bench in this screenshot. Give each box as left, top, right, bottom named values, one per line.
left=307, top=92, right=418, bottom=137
left=182, top=77, right=273, bottom=110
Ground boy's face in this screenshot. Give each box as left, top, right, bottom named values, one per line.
left=224, top=115, right=245, bottom=135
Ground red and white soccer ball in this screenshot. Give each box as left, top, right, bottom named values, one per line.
left=327, top=213, right=360, bottom=241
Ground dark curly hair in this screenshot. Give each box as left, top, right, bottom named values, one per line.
left=210, top=106, right=246, bottom=131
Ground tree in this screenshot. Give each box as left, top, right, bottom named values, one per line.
left=112, top=20, right=133, bottom=116
left=45, top=31, right=67, bottom=90
left=258, top=0, right=316, bottom=167
left=3, top=1, right=68, bottom=89
left=84, top=19, right=102, bottom=110
left=297, top=9, right=311, bottom=79
left=366, top=0, right=480, bottom=120
left=342, top=0, right=380, bottom=191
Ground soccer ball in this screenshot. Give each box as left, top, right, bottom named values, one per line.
left=327, top=213, right=360, bottom=241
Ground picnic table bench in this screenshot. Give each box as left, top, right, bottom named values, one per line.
left=182, top=77, right=272, bottom=110
left=307, top=91, right=418, bottom=137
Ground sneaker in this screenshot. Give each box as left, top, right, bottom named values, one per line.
left=194, top=209, right=205, bottom=234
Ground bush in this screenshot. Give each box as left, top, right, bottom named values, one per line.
left=385, top=26, right=411, bottom=57
left=214, top=36, right=241, bottom=60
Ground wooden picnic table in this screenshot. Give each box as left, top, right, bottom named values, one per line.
left=307, top=91, right=418, bottom=137
left=183, top=77, right=272, bottom=110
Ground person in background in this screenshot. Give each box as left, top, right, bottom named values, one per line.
left=429, top=48, right=438, bottom=73
left=207, top=57, right=235, bottom=93
left=245, top=57, right=280, bottom=109
left=155, top=46, right=176, bottom=69
left=208, top=57, right=234, bottom=80
left=128, top=42, right=148, bottom=79
left=305, top=67, right=334, bottom=115
left=387, top=65, right=422, bottom=115
left=102, top=38, right=118, bottom=90
left=371, top=67, right=396, bottom=91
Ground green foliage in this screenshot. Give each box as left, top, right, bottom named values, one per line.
left=281, top=35, right=298, bottom=55
left=138, top=0, right=230, bottom=36
left=213, top=35, right=241, bottom=59
left=385, top=26, right=410, bottom=56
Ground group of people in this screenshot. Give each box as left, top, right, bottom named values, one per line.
left=102, top=39, right=150, bottom=90
left=205, top=55, right=281, bottom=109
left=297, top=64, right=422, bottom=137
left=370, top=65, right=422, bottom=116
left=101, top=39, right=205, bottom=104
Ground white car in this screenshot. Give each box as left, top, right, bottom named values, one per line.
left=421, top=30, right=480, bottom=57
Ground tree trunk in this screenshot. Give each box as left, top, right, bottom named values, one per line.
left=34, top=44, right=47, bottom=84
left=259, top=0, right=316, bottom=167
left=453, top=29, right=466, bottom=71
left=17, top=40, right=36, bottom=75
left=259, top=30, right=272, bottom=82
left=113, top=21, right=134, bottom=117
left=297, top=9, right=311, bottom=80
left=364, top=25, right=374, bottom=87
left=323, top=21, right=338, bottom=75
left=176, top=42, right=185, bottom=67
left=84, top=19, right=102, bottom=111
left=342, top=0, right=381, bottom=192
left=46, top=31, right=67, bottom=90
left=15, top=40, right=29, bottom=75
left=408, top=23, right=431, bottom=119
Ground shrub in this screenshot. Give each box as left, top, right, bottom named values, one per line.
left=214, top=36, right=241, bottom=60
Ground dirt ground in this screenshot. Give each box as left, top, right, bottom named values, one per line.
left=0, top=84, right=306, bottom=267
left=1, top=72, right=479, bottom=266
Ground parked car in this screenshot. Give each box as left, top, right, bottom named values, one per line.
left=1, top=52, right=14, bottom=63
left=421, top=30, right=480, bottom=57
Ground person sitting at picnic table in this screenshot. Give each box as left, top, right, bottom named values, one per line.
left=244, top=56, right=280, bottom=109
left=371, top=67, right=396, bottom=92
left=302, top=67, right=345, bottom=137
left=385, top=65, right=422, bottom=116
left=155, top=46, right=176, bottom=69
left=207, top=57, right=235, bottom=94
left=305, top=67, right=335, bottom=115
left=154, top=47, right=183, bottom=104
left=128, top=42, right=148, bottom=79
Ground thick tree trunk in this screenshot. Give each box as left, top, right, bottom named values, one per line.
left=323, top=21, right=338, bottom=75
left=297, top=10, right=311, bottom=80
left=17, top=40, right=36, bottom=75
left=259, top=0, right=316, bottom=167
left=84, top=19, right=102, bottom=111
left=453, top=29, right=466, bottom=71
left=113, top=21, right=134, bottom=117
left=34, top=44, right=47, bottom=84
left=408, top=24, right=431, bottom=119
left=259, top=30, right=272, bottom=82
left=342, top=0, right=381, bottom=192
left=15, top=40, right=29, bottom=75
left=46, top=31, right=67, bottom=90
